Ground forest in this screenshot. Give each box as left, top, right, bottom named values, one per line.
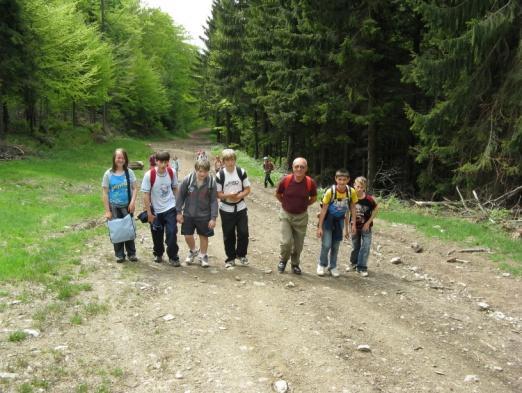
left=1, top=0, right=521, bottom=202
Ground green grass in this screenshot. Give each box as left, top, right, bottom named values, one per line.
left=8, top=330, right=28, bottom=342
left=378, top=200, right=522, bottom=275
left=0, top=127, right=153, bottom=283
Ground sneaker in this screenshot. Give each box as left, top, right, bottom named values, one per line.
left=359, top=271, right=369, bottom=277
left=154, top=255, right=162, bottom=263
left=329, top=267, right=340, bottom=278
left=185, top=249, right=199, bottom=265
left=316, top=265, right=326, bottom=276
left=346, top=264, right=356, bottom=272
left=278, top=260, right=287, bottom=273
left=169, top=257, right=181, bottom=267
left=225, top=258, right=236, bottom=269
left=291, top=265, right=302, bottom=275
left=199, top=254, right=209, bottom=268
left=128, top=255, right=138, bottom=262
left=116, top=256, right=125, bottom=263
left=238, top=256, right=249, bottom=266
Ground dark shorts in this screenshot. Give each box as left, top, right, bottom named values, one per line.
left=181, top=216, right=214, bottom=237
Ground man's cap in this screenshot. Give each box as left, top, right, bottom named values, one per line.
left=263, top=156, right=268, bottom=160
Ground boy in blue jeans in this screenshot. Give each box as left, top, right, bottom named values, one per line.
left=348, top=176, right=379, bottom=277
left=316, top=169, right=357, bottom=277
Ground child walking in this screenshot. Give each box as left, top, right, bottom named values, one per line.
left=316, top=169, right=357, bottom=277
left=349, top=176, right=379, bottom=277
left=102, top=148, right=138, bottom=263
left=176, top=160, right=218, bottom=267
left=216, top=149, right=251, bottom=268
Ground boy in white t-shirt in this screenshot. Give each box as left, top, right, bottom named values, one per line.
left=215, top=149, right=251, bottom=268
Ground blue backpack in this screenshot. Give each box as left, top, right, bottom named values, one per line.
left=324, top=185, right=351, bottom=219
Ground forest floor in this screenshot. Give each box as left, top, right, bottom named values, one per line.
left=1, top=130, right=521, bottom=393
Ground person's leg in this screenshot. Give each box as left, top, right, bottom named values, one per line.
left=290, top=212, right=308, bottom=266
left=264, top=173, right=269, bottom=188
left=220, top=210, right=237, bottom=261
left=350, top=231, right=361, bottom=268
left=329, top=240, right=341, bottom=270
left=117, top=206, right=137, bottom=259
left=357, top=230, right=372, bottom=272
left=185, top=235, right=196, bottom=251
left=279, top=210, right=293, bottom=263
left=151, top=218, right=165, bottom=259
left=318, top=228, right=332, bottom=267
left=109, top=205, right=125, bottom=260
left=236, top=209, right=249, bottom=258
left=163, top=209, right=179, bottom=260
left=199, top=235, right=209, bottom=255
left=268, top=174, right=274, bottom=187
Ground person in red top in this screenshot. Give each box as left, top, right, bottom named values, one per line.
left=275, top=157, right=317, bottom=274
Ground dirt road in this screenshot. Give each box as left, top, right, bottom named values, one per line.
left=1, top=133, right=521, bottom=392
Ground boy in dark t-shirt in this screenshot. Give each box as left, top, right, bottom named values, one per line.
left=349, top=176, right=379, bottom=276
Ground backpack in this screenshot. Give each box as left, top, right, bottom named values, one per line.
left=321, top=184, right=352, bottom=219
left=281, top=174, right=313, bottom=194
left=150, top=167, right=175, bottom=188
left=216, top=166, right=248, bottom=205
left=149, top=154, right=156, bottom=169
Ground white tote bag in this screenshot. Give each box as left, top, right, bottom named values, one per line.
left=107, top=214, right=136, bottom=244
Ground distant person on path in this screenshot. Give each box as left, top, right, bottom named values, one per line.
left=348, top=176, right=379, bottom=277
left=176, top=159, right=218, bottom=268
left=214, top=155, right=223, bottom=173
left=171, top=155, right=180, bottom=175
left=216, top=149, right=251, bottom=268
left=275, top=157, right=317, bottom=274
left=263, top=156, right=275, bottom=188
left=141, top=151, right=180, bottom=265
left=316, top=169, right=357, bottom=277
left=102, top=148, right=138, bottom=263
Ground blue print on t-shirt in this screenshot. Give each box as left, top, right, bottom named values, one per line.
left=109, top=174, right=129, bottom=206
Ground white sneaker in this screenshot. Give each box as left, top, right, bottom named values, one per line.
left=199, top=254, right=209, bottom=268
left=316, top=265, right=326, bottom=276
left=346, top=264, right=356, bottom=272
left=239, top=256, right=249, bottom=266
left=185, top=249, right=199, bottom=265
left=225, top=259, right=235, bottom=269
left=360, top=271, right=369, bottom=277
left=329, top=267, right=340, bottom=278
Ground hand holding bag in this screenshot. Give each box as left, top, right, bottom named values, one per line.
left=107, top=213, right=136, bottom=244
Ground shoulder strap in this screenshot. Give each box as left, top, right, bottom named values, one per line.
left=150, top=169, right=156, bottom=188
left=328, top=185, right=336, bottom=205
left=236, top=166, right=246, bottom=191
left=217, top=168, right=225, bottom=186
left=167, top=167, right=174, bottom=183
left=125, top=169, right=131, bottom=204
left=305, top=176, right=312, bottom=193
left=282, top=174, right=292, bottom=190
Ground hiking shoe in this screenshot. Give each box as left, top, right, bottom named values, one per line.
left=291, top=265, right=302, bottom=275
left=199, top=254, right=209, bottom=268
left=116, top=256, right=125, bottom=263
left=128, top=255, right=138, bottom=262
left=154, top=255, right=163, bottom=263
left=346, top=264, right=356, bottom=272
left=225, top=259, right=235, bottom=269
left=329, top=267, right=340, bottom=278
left=359, top=270, right=369, bottom=277
left=169, top=257, right=181, bottom=267
left=316, top=265, right=326, bottom=276
left=185, top=249, right=199, bottom=265
left=278, top=260, right=287, bottom=273
left=239, top=256, right=249, bottom=266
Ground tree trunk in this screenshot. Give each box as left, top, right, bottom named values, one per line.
left=286, top=130, right=294, bottom=171
left=367, top=92, right=376, bottom=191
left=225, top=111, right=232, bottom=146
left=253, top=110, right=259, bottom=159
left=0, top=101, right=7, bottom=141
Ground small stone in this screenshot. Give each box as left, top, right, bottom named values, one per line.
left=175, top=371, right=184, bottom=379
left=477, top=302, right=490, bottom=311
left=357, top=344, right=371, bottom=352
left=23, top=329, right=40, bottom=337
left=54, top=345, right=68, bottom=351
left=264, top=269, right=273, bottom=274
left=464, top=375, right=479, bottom=383
left=253, top=281, right=266, bottom=287
left=285, top=281, right=295, bottom=288
left=502, top=273, right=511, bottom=277
left=0, top=372, right=18, bottom=379
left=162, top=314, right=175, bottom=321
left=235, top=276, right=241, bottom=281
left=390, top=257, right=402, bottom=264
left=493, top=366, right=503, bottom=372
left=274, top=379, right=288, bottom=393
left=411, top=243, right=423, bottom=253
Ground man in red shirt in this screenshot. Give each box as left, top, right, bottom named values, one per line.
left=275, top=157, right=317, bottom=274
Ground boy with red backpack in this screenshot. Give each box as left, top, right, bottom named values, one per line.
left=141, top=151, right=180, bottom=265
left=316, top=169, right=357, bottom=277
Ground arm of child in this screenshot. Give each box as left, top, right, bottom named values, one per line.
left=129, top=181, right=137, bottom=214
left=316, top=203, right=328, bottom=238
left=362, top=203, right=379, bottom=232
left=102, top=187, right=112, bottom=220
left=144, top=192, right=155, bottom=223
left=350, top=201, right=357, bottom=234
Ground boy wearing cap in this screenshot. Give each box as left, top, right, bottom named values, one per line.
left=263, top=157, right=275, bottom=188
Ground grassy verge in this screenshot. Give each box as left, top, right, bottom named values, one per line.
left=0, top=127, right=152, bottom=283
left=377, top=198, right=522, bottom=275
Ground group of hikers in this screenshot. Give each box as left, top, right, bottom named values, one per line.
left=102, top=147, right=378, bottom=277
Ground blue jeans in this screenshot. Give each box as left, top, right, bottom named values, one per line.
left=150, top=207, right=179, bottom=259
left=318, top=228, right=341, bottom=269
left=350, top=230, right=372, bottom=271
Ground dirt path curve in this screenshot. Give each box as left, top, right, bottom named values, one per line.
left=1, top=132, right=521, bottom=392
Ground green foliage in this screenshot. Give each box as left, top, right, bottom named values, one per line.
left=9, top=330, right=28, bottom=342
